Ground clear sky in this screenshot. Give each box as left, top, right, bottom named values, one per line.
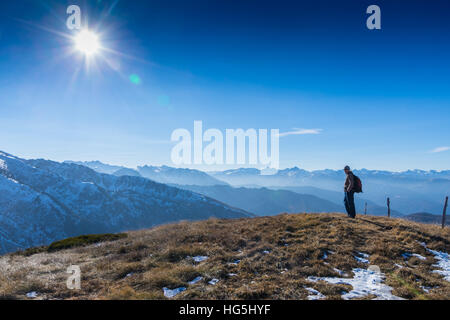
left=0, top=0, right=449, bottom=171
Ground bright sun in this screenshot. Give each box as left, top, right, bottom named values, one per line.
left=74, top=30, right=100, bottom=56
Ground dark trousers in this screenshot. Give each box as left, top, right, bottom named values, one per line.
left=344, top=191, right=356, bottom=218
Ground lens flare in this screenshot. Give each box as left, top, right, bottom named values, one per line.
left=129, top=74, right=141, bottom=85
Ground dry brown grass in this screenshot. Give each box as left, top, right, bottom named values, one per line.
left=0, top=213, right=448, bottom=300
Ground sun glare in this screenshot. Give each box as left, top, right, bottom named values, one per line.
left=74, top=30, right=100, bottom=56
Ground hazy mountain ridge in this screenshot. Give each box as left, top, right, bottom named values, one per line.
left=177, top=185, right=344, bottom=216
left=270, top=186, right=403, bottom=216
left=403, top=213, right=449, bottom=226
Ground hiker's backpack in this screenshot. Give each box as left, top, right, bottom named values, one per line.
left=353, top=175, right=363, bottom=193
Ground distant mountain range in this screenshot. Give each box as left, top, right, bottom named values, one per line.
left=210, top=167, right=450, bottom=214
left=0, top=152, right=250, bottom=254
left=2, top=152, right=448, bottom=254
left=68, top=161, right=449, bottom=215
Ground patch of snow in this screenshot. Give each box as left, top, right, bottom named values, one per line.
left=308, top=268, right=404, bottom=300
left=426, top=249, right=450, bottom=281
left=354, top=252, right=370, bottom=263
left=228, top=273, right=237, bottom=277
left=188, top=276, right=203, bottom=285
left=305, top=287, right=326, bottom=300
left=192, top=256, right=208, bottom=262
left=26, top=291, right=38, bottom=298
left=263, top=250, right=271, bottom=254
left=163, top=287, right=186, bottom=298
left=402, top=252, right=426, bottom=261
left=357, top=252, right=370, bottom=258
left=333, top=268, right=346, bottom=276
left=208, top=278, right=219, bottom=285
left=280, top=268, right=289, bottom=274
left=355, top=256, right=369, bottom=264
left=228, top=259, right=240, bottom=265
left=394, top=263, right=404, bottom=269
left=421, top=286, right=431, bottom=293
left=0, top=159, right=7, bottom=170
left=125, top=273, right=133, bottom=277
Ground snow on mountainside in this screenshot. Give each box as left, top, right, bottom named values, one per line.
left=65, top=160, right=123, bottom=174
left=0, top=152, right=250, bottom=254
left=69, top=160, right=227, bottom=186
left=137, top=165, right=228, bottom=186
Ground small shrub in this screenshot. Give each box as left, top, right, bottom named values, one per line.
left=47, top=233, right=127, bottom=252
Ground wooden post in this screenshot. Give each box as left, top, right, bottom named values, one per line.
left=387, top=197, right=391, bottom=218
left=364, top=202, right=367, bottom=215
left=442, top=196, right=448, bottom=228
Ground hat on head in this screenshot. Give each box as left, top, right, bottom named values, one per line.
left=344, top=165, right=351, bottom=170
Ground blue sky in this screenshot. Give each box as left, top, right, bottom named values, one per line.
left=0, top=0, right=449, bottom=171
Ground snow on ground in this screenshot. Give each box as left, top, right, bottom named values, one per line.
left=354, top=252, right=370, bottom=264
left=426, top=249, right=450, bottom=281
left=26, top=291, right=38, bottom=298
left=192, top=256, right=208, bottom=262
left=163, top=287, right=186, bottom=298
left=228, top=259, right=240, bottom=265
left=188, top=276, right=203, bottom=285
left=208, top=278, right=219, bottom=285
left=402, top=253, right=427, bottom=261
left=308, top=268, right=404, bottom=300
left=419, top=242, right=450, bottom=281
left=305, top=287, right=326, bottom=300
left=333, top=267, right=346, bottom=276
left=421, top=286, right=431, bottom=293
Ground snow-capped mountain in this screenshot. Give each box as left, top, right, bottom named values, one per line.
left=65, top=160, right=123, bottom=174
left=0, top=151, right=250, bottom=254
left=137, top=165, right=227, bottom=186
left=69, top=160, right=227, bottom=186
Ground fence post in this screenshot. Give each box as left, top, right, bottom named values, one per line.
left=387, top=197, right=390, bottom=218
left=442, top=196, right=448, bottom=229
left=364, top=202, right=367, bottom=215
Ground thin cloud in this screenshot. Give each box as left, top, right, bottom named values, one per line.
left=430, top=146, right=450, bottom=153
left=278, top=128, right=323, bottom=137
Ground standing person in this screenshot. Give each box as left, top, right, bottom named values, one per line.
left=344, top=165, right=356, bottom=218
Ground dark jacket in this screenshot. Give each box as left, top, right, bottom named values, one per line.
left=344, top=171, right=355, bottom=193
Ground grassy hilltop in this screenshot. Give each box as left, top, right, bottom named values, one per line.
left=0, top=213, right=449, bottom=300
